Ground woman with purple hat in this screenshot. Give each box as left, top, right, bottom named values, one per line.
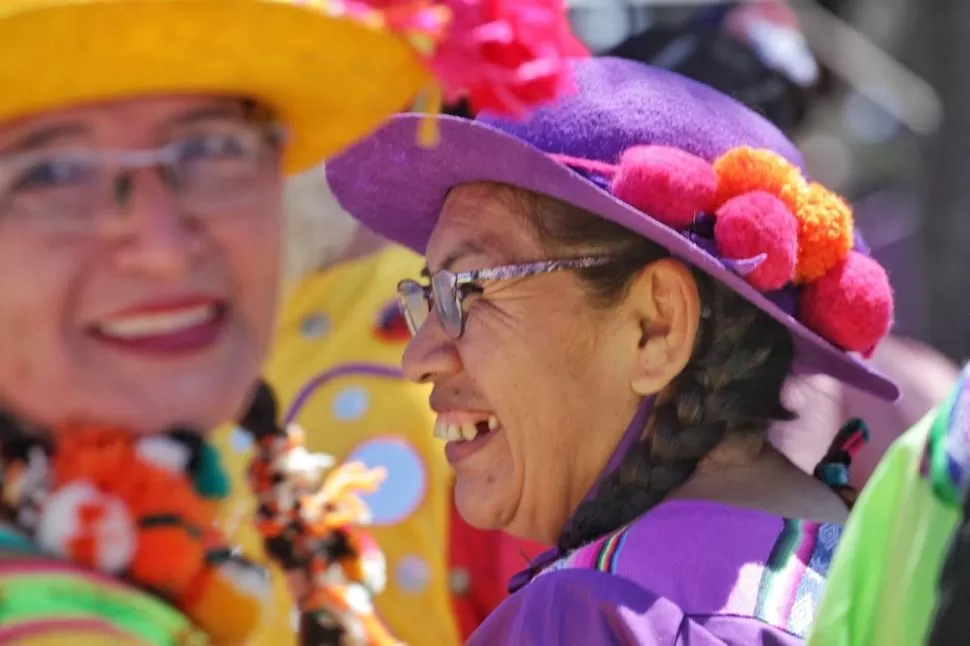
left=327, top=56, right=897, bottom=644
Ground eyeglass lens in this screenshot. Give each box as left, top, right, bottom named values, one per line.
left=0, top=123, right=280, bottom=228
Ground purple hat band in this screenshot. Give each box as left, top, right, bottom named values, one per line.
left=326, top=57, right=899, bottom=401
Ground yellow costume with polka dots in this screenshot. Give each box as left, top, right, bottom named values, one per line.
left=214, top=246, right=464, bottom=646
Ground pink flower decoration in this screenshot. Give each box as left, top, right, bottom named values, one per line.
left=428, top=0, right=589, bottom=115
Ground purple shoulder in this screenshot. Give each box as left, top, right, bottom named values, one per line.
left=469, top=568, right=806, bottom=645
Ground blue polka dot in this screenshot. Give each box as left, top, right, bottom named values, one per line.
left=395, top=555, right=431, bottom=594
left=300, top=313, right=329, bottom=339
left=331, top=387, right=369, bottom=421
left=229, top=426, right=254, bottom=453
left=346, top=438, right=426, bottom=526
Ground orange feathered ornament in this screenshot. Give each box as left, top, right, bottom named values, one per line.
left=32, top=424, right=267, bottom=645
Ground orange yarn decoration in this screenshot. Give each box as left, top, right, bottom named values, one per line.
left=52, top=425, right=211, bottom=596
left=47, top=424, right=264, bottom=644
left=792, top=182, right=854, bottom=283
left=713, top=146, right=855, bottom=284
left=66, top=501, right=106, bottom=566
left=712, top=146, right=805, bottom=212
left=130, top=526, right=206, bottom=596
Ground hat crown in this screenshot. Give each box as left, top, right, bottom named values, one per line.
left=478, top=57, right=805, bottom=171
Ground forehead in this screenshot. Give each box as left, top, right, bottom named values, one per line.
left=427, top=183, right=541, bottom=270
left=0, top=96, right=249, bottom=149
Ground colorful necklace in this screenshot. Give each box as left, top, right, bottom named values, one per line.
left=0, top=382, right=396, bottom=645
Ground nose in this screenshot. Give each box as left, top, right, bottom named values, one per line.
left=401, top=314, right=463, bottom=384
left=105, top=169, right=205, bottom=280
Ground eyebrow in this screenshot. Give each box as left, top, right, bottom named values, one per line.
left=421, top=236, right=511, bottom=277
left=0, top=103, right=252, bottom=157
left=164, top=103, right=252, bottom=130
left=4, top=123, right=88, bottom=154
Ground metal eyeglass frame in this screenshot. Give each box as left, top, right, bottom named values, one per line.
left=397, top=255, right=614, bottom=339
left=0, top=123, right=286, bottom=229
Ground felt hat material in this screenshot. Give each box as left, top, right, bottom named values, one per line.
left=327, top=57, right=899, bottom=401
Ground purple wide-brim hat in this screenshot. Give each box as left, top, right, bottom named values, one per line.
left=327, top=57, right=899, bottom=402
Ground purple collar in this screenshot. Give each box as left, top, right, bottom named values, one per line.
left=507, top=397, right=654, bottom=593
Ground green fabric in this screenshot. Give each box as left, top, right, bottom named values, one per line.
left=0, top=525, right=198, bottom=645
left=0, top=570, right=193, bottom=644
left=808, top=401, right=962, bottom=646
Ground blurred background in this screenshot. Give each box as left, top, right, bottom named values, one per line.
left=449, top=0, right=967, bottom=362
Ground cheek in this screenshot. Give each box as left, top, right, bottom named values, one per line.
left=467, top=301, right=611, bottom=444
left=460, top=313, right=569, bottom=444
left=0, top=235, right=78, bottom=404
left=212, top=195, right=283, bottom=340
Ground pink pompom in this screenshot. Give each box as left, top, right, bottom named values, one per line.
left=714, top=191, right=798, bottom=291
left=611, top=145, right=717, bottom=229
left=800, top=251, right=894, bottom=354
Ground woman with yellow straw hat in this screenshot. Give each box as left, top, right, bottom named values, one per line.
left=0, top=0, right=583, bottom=643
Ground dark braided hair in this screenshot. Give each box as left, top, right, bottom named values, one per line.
left=490, top=185, right=797, bottom=551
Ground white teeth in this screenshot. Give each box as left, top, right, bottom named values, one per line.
left=433, top=416, right=502, bottom=442
left=97, top=305, right=217, bottom=339
left=432, top=420, right=467, bottom=442
left=460, top=423, right=478, bottom=441
left=445, top=424, right=462, bottom=442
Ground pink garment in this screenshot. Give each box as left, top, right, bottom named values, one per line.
left=770, top=335, right=958, bottom=488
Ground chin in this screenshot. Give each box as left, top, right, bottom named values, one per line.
left=91, top=384, right=248, bottom=436
left=454, top=477, right=513, bottom=531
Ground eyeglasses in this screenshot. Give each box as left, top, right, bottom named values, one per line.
left=0, top=121, right=285, bottom=232
left=397, top=256, right=613, bottom=339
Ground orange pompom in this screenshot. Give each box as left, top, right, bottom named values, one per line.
left=712, top=146, right=806, bottom=212
left=53, top=425, right=133, bottom=486
left=793, top=182, right=854, bottom=283
left=129, top=524, right=206, bottom=596
left=124, top=462, right=211, bottom=528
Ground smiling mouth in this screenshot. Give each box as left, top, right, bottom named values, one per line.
left=433, top=414, right=500, bottom=442
left=90, top=301, right=228, bottom=355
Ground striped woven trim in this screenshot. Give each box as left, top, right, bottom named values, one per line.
left=591, top=525, right=634, bottom=574
left=924, top=366, right=970, bottom=506
left=544, top=524, right=635, bottom=576
left=0, top=559, right=200, bottom=644
left=754, top=519, right=839, bottom=637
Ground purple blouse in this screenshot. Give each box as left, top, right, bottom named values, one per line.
left=470, top=500, right=841, bottom=645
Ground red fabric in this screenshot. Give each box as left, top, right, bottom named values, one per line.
left=447, top=494, right=549, bottom=640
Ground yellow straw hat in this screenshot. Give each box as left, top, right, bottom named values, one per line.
left=0, top=0, right=585, bottom=172
left=0, top=0, right=433, bottom=173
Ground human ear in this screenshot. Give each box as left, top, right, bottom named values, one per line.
left=624, top=259, right=701, bottom=395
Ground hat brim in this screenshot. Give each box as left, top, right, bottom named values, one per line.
left=0, top=0, right=430, bottom=172
left=327, top=114, right=900, bottom=402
